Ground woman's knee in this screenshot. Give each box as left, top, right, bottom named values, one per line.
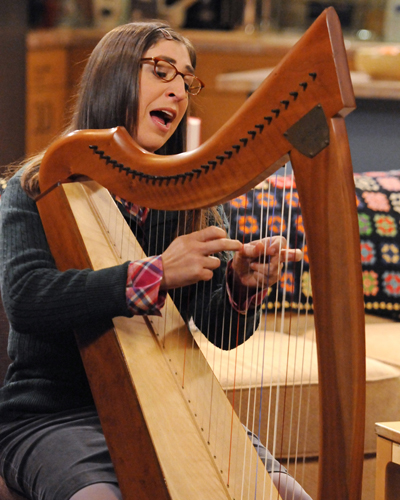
left=271, top=472, right=313, bottom=500
left=69, top=483, right=122, bottom=500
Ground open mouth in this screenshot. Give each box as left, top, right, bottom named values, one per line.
left=150, top=109, right=176, bottom=127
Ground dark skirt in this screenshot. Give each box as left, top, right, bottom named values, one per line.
left=0, top=406, right=286, bottom=500
left=0, top=406, right=117, bottom=500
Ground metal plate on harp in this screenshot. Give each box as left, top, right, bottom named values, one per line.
left=284, top=104, right=330, bottom=158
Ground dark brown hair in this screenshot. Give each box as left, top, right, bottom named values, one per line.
left=18, top=21, right=196, bottom=197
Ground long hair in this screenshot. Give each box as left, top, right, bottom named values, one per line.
left=18, top=21, right=196, bottom=198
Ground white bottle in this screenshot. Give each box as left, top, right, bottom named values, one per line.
left=383, top=0, right=400, bottom=42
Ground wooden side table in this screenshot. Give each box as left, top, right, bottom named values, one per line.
left=375, top=422, right=400, bottom=500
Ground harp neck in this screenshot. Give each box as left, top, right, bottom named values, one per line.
left=38, top=7, right=354, bottom=211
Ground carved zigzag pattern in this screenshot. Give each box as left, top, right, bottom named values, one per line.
left=89, top=72, right=318, bottom=186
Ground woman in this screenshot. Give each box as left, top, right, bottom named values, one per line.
left=0, top=21, right=307, bottom=500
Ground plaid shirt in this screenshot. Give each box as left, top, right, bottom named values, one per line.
left=118, top=197, right=266, bottom=316
left=114, top=195, right=149, bottom=225
left=126, top=256, right=166, bottom=316
left=126, top=257, right=267, bottom=317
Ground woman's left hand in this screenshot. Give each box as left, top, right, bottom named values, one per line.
left=231, top=236, right=303, bottom=290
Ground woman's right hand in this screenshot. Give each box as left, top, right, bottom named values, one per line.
left=160, top=226, right=242, bottom=290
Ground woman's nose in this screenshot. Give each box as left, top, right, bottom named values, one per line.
left=166, top=75, right=187, bottom=100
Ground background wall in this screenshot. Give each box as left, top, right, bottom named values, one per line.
left=346, top=98, right=400, bottom=173
left=0, top=1, right=27, bottom=169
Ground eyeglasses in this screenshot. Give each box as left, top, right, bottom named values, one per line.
left=140, top=57, right=205, bottom=96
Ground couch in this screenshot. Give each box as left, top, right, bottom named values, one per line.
left=0, top=170, right=399, bottom=500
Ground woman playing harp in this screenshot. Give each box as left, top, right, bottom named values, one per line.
left=0, top=21, right=309, bottom=500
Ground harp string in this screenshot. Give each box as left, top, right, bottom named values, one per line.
left=236, top=166, right=315, bottom=496
left=287, top=171, right=315, bottom=481
left=229, top=167, right=300, bottom=495
left=246, top=186, right=270, bottom=495
left=232, top=186, right=266, bottom=491
left=276, top=171, right=316, bottom=492
left=95, top=163, right=316, bottom=498
left=238, top=183, right=266, bottom=497
left=260, top=172, right=287, bottom=498
left=276, top=168, right=295, bottom=468
left=268, top=171, right=290, bottom=496
left=158, top=209, right=169, bottom=349
left=280, top=170, right=303, bottom=484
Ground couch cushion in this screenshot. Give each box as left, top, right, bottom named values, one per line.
left=194, top=327, right=400, bottom=459
left=365, top=321, right=400, bottom=369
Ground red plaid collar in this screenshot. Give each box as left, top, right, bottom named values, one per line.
left=114, top=195, right=149, bottom=225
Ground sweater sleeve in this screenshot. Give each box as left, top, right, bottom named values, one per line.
left=0, top=170, right=132, bottom=335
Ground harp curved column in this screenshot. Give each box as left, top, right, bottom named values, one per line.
left=36, top=7, right=366, bottom=500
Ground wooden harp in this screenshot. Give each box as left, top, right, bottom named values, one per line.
left=36, top=7, right=365, bottom=500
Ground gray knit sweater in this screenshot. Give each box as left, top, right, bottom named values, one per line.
left=0, top=169, right=257, bottom=422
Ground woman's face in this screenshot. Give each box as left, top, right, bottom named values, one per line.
left=136, top=39, right=192, bottom=152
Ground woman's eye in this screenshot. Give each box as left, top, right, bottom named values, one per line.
left=156, top=70, right=167, bottom=79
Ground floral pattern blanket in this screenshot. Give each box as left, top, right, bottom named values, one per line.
left=226, top=170, right=400, bottom=321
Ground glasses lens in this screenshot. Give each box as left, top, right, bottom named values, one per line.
left=187, top=78, right=203, bottom=95
left=182, top=76, right=198, bottom=95
left=154, top=60, right=176, bottom=81
left=151, top=58, right=203, bottom=95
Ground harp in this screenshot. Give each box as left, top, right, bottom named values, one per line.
left=36, top=7, right=365, bottom=500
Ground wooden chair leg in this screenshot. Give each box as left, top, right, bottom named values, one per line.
left=375, top=435, right=392, bottom=500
